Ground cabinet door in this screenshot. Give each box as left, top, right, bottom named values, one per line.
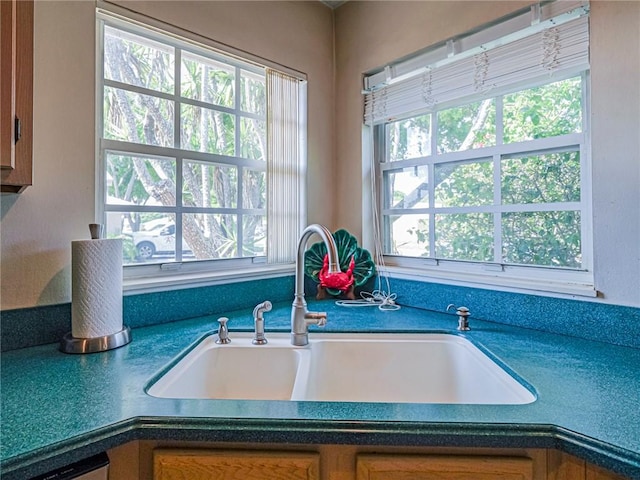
left=586, top=463, right=629, bottom=480
left=0, top=0, right=33, bottom=193
left=548, top=450, right=631, bottom=480
left=154, top=449, right=320, bottom=480
left=357, top=454, right=533, bottom=480
left=1, top=0, right=16, bottom=169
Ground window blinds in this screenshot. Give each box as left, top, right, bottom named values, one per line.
left=363, top=1, right=590, bottom=125
left=266, top=69, right=306, bottom=264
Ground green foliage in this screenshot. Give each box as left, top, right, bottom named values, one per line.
left=385, top=76, right=584, bottom=268
left=437, top=99, right=496, bottom=153
left=502, top=211, right=581, bottom=268
left=240, top=118, right=266, bottom=160
left=435, top=161, right=493, bottom=207
left=182, top=162, right=238, bottom=208
left=103, top=25, right=267, bottom=263
left=503, top=77, right=581, bottom=143
left=435, top=213, right=494, bottom=262
left=407, top=225, right=428, bottom=246
left=104, top=25, right=174, bottom=94
left=241, top=73, right=266, bottom=115
left=181, top=55, right=235, bottom=107
left=502, top=151, right=580, bottom=205
left=210, top=215, right=238, bottom=258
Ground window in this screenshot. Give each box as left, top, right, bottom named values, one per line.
left=97, top=10, right=305, bottom=275
left=366, top=1, right=592, bottom=291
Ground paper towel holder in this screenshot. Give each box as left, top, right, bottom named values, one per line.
left=61, top=223, right=131, bottom=354
left=60, top=325, right=132, bottom=354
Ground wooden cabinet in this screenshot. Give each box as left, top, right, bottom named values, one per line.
left=105, top=441, right=633, bottom=480
left=150, top=447, right=536, bottom=480
left=548, top=450, right=629, bottom=480
left=585, top=464, right=629, bottom=480
left=1, top=0, right=33, bottom=193
left=153, top=449, right=319, bottom=480
left=356, top=453, right=534, bottom=480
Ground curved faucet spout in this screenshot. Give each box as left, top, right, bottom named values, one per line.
left=291, top=224, right=340, bottom=346
left=294, top=224, right=340, bottom=299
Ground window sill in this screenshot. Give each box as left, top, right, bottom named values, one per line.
left=121, top=259, right=597, bottom=301
left=123, top=263, right=295, bottom=295
left=380, top=264, right=598, bottom=300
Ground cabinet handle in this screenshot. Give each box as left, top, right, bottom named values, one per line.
left=14, top=117, right=21, bottom=143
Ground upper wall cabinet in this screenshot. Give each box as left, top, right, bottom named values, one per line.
left=1, top=0, right=33, bottom=194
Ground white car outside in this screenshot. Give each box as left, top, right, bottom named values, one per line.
left=132, top=223, right=191, bottom=260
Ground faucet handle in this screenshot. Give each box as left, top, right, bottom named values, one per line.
left=305, top=311, right=327, bottom=327
left=216, top=317, right=231, bottom=344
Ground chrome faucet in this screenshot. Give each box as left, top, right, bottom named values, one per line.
left=252, top=300, right=272, bottom=345
left=291, top=224, right=340, bottom=346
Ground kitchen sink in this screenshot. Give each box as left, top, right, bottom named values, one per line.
left=146, top=332, right=535, bottom=404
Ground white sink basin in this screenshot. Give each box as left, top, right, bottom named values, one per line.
left=147, top=336, right=306, bottom=400
left=147, top=332, right=535, bottom=405
left=293, top=334, right=534, bottom=404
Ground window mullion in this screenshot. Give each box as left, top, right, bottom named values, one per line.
left=174, top=47, right=183, bottom=262
left=174, top=48, right=182, bottom=150
left=378, top=126, right=391, bottom=254
left=235, top=67, right=242, bottom=159
left=577, top=73, right=591, bottom=272
left=103, top=79, right=175, bottom=102
left=175, top=156, right=184, bottom=262
left=493, top=95, right=504, bottom=264
left=237, top=166, right=244, bottom=257
left=428, top=112, right=436, bottom=258
left=493, top=152, right=502, bottom=264
left=428, top=162, right=436, bottom=258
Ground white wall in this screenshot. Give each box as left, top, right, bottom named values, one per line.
left=0, top=0, right=334, bottom=309
left=333, top=0, right=640, bottom=307
left=589, top=1, right=640, bottom=306
left=1, top=1, right=97, bottom=309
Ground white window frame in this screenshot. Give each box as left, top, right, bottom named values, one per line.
left=365, top=1, right=595, bottom=298
left=95, top=6, right=307, bottom=293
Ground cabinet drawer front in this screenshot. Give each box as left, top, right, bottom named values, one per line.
left=357, top=454, right=533, bottom=480
left=154, top=448, right=319, bottom=480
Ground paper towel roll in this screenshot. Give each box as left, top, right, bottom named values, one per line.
left=72, top=239, right=123, bottom=338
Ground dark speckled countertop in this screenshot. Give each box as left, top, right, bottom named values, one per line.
left=2, top=300, right=639, bottom=479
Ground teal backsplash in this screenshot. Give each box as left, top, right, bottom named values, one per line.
left=2, top=275, right=638, bottom=351
left=388, top=277, right=640, bottom=349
